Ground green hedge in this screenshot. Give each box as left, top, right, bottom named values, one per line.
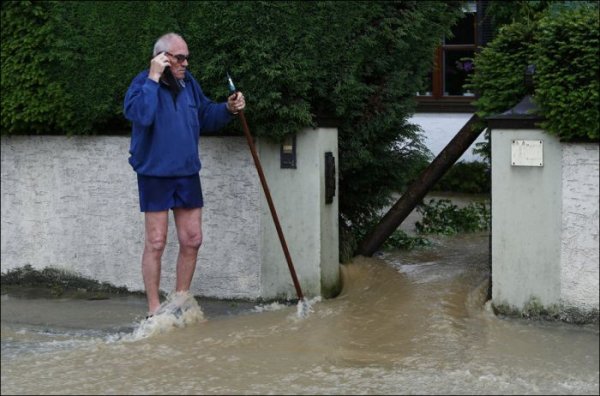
left=1, top=1, right=166, bottom=134
left=1, top=0, right=464, bottom=252
left=534, top=6, right=599, bottom=141
left=468, top=2, right=599, bottom=147
left=1, top=1, right=72, bottom=133
left=1, top=1, right=462, bottom=141
left=433, top=160, right=490, bottom=194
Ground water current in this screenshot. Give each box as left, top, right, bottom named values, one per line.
left=1, top=232, right=598, bottom=394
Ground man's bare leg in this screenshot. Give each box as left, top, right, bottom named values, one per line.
left=173, top=207, right=203, bottom=292
left=142, top=210, right=169, bottom=314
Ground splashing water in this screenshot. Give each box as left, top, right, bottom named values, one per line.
left=114, top=291, right=205, bottom=342
left=296, top=296, right=321, bottom=319
left=251, top=296, right=321, bottom=319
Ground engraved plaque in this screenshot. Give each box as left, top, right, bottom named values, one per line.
left=511, top=140, right=543, bottom=166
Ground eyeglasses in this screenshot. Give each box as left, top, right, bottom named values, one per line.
left=165, top=52, right=190, bottom=64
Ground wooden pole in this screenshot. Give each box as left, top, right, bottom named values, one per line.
left=356, top=114, right=483, bottom=256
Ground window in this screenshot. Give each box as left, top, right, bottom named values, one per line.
left=417, top=1, right=483, bottom=112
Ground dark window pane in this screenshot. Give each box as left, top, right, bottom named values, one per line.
left=443, top=50, right=475, bottom=96
left=445, top=13, right=475, bottom=45
left=418, top=71, right=433, bottom=96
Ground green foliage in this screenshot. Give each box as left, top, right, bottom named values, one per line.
left=342, top=196, right=489, bottom=257
left=482, top=0, right=553, bottom=36
left=466, top=21, right=536, bottom=158
left=344, top=217, right=431, bottom=257
left=534, top=5, right=599, bottom=141
left=415, top=198, right=490, bottom=235
left=468, top=21, right=535, bottom=123
left=48, top=1, right=177, bottom=134
left=384, top=229, right=431, bottom=251
left=468, top=0, right=599, bottom=158
left=186, top=2, right=463, bottom=233
left=1, top=1, right=72, bottom=134
left=1, top=1, right=464, bottom=249
left=433, top=160, right=490, bottom=194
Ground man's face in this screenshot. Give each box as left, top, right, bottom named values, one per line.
left=166, top=38, right=189, bottom=80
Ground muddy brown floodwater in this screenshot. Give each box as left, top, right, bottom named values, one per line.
left=1, top=232, right=598, bottom=394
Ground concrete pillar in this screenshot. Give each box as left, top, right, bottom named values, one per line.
left=488, top=99, right=599, bottom=322
left=490, top=128, right=563, bottom=310
left=257, top=127, right=340, bottom=300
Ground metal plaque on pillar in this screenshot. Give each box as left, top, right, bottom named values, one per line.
left=511, top=139, right=543, bottom=167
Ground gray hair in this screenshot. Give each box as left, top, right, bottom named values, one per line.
left=152, top=33, right=184, bottom=56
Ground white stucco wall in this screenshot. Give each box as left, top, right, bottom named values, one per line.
left=491, top=128, right=599, bottom=321
left=193, top=136, right=262, bottom=299
left=1, top=131, right=340, bottom=301
left=560, top=143, right=599, bottom=311
left=409, top=113, right=486, bottom=162
left=0, top=135, right=262, bottom=299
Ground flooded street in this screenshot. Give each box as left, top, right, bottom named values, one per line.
left=1, top=232, right=598, bottom=395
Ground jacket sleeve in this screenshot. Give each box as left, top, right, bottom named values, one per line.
left=123, top=73, right=160, bottom=127
left=191, top=78, right=232, bottom=133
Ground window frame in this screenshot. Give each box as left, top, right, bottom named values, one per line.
left=416, top=2, right=480, bottom=113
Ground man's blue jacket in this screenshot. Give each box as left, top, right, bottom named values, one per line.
left=124, top=70, right=232, bottom=177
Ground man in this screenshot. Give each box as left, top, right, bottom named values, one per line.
left=124, top=32, right=245, bottom=316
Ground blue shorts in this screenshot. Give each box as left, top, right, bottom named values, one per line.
left=137, top=174, right=204, bottom=212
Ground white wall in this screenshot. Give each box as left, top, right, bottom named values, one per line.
left=560, top=143, right=600, bottom=312
left=491, top=129, right=563, bottom=308
left=491, top=129, right=599, bottom=321
left=1, top=131, right=341, bottom=301
left=409, top=113, right=486, bottom=162
left=0, top=135, right=262, bottom=299
left=258, top=128, right=340, bottom=300
left=2, top=135, right=145, bottom=291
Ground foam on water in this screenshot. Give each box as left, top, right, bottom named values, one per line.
left=109, top=291, right=205, bottom=342
left=252, top=301, right=289, bottom=313
left=250, top=297, right=321, bottom=319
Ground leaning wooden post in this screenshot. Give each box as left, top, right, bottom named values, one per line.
left=356, top=114, right=483, bottom=256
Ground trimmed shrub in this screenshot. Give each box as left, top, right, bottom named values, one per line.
left=2, top=1, right=464, bottom=257
left=468, top=1, right=599, bottom=156
left=433, top=160, right=490, bottom=194
left=1, top=1, right=72, bottom=134
left=534, top=6, right=599, bottom=141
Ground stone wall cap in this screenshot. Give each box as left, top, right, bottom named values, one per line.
left=487, top=95, right=544, bottom=129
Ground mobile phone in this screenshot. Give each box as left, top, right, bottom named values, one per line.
left=159, top=54, right=178, bottom=88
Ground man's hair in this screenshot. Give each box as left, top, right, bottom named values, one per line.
left=153, top=33, right=184, bottom=56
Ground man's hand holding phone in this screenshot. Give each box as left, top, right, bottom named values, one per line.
left=149, top=52, right=170, bottom=83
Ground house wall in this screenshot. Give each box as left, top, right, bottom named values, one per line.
left=409, top=113, right=486, bottom=162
